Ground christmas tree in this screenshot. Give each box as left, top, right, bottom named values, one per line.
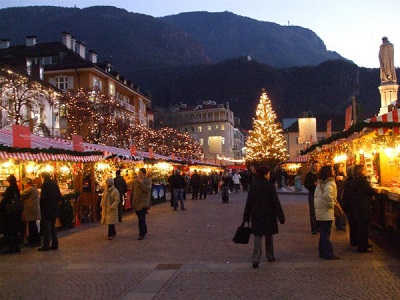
left=245, top=89, right=287, bottom=166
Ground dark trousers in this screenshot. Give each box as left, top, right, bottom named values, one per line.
left=118, top=196, right=123, bottom=222
left=347, top=213, right=357, bottom=246
left=108, top=224, right=116, bottom=237
left=308, top=193, right=317, bottom=233
left=317, top=220, right=334, bottom=259
left=42, top=218, right=58, bottom=248
left=191, top=187, right=199, bottom=199
left=136, top=209, right=148, bottom=237
left=27, top=221, right=41, bottom=244
left=355, top=218, right=370, bottom=252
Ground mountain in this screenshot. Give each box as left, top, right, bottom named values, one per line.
left=161, top=11, right=344, bottom=68
left=0, top=6, right=388, bottom=130
left=138, top=58, right=384, bottom=129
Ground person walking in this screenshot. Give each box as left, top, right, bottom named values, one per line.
left=0, top=175, right=22, bottom=254
left=220, top=170, right=232, bottom=203
left=212, top=171, right=220, bottom=195
left=304, top=160, right=320, bottom=235
left=100, top=178, right=120, bottom=240
left=114, top=169, right=128, bottom=223
left=131, top=168, right=152, bottom=240
left=190, top=170, right=200, bottom=200
left=314, top=165, right=339, bottom=260
left=243, top=165, right=285, bottom=269
left=38, top=172, right=61, bottom=251
left=350, top=164, right=375, bottom=253
left=169, top=169, right=185, bottom=210
left=232, top=170, right=241, bottom=193
left=20, top=177, right=41, bottom=247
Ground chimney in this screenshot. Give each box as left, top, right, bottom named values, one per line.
left=71, top=37, right=76, bottom=52
left=62, top=31, right=72, bottom=49
left=88, top=50, right=97, bottom=63
left=75, top=41, right=86, bottom=59
left=26, top=36, right=37, bottom=47
left=0, top=39, right=10, bottom=49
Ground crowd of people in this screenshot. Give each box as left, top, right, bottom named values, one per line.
left=305, top=161, right=376, bottom=260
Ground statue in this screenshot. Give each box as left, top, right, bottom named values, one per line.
left=379, top=36, right=397, bottom=83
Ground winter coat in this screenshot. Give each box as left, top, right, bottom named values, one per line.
left=190, top=173, right=200, bottom=188
left=199, top=175, right=209, bottom=194
left=304, top=171, right=318, bottom=195
left=114, top=175, right=128, bottom=201
left=20, top=185, right=41, bottom=221
left=349, top=175, right=375, bottom=222
left=131, top=177, right=152, bottom=211
left=40, top=179, right=61, bottom=220
left=243, top=176, right=285, bottom=236
left=0, top=185, right=21, bottom=235
left=314, top=177, right=337, bottom=221
left=101, top=186, right=120, bottom=224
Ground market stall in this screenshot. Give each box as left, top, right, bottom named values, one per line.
left=301, top=110, right=400, bottom=233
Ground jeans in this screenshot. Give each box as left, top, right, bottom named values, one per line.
left=252, top=234, right=274, bottom=263
left=42, top=218, right=58, bottom=248
left=136, top=209, right=148, bottom=237
left=173, top=188, right=185, bottom=209
left=308, top=193, right=317, bottom=233
left=317, top=220, right=334, bottom=259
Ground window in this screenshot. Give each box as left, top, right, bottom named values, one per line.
left=207, top=125, right=212, bottom=131
left=198, top=126, right=202, bottom=132
left=55, top=77, right=68, bottom=90
left=93, top=77, right=102, bottom=90
left=221, top=124, right=225, bottom=131
left=109, top=82, right=115, bottom=96
left=200, top=138, right=204, bottom=146
left=184, top=128, right=188, bottom=133
left=216, top=125, right=219, bottom=130
left=222, top=137, right=225, bottom=145
left=191, top=127, right=194, bottom=133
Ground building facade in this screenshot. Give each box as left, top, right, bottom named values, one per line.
left=0, top=32, right=152, bottom=138
left=161, top=101, right=237, bottom=165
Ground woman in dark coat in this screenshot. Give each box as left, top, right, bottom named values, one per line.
left=243, top=165, right=285, bottom=268
left=349, top=164, right=375, bottom=253
left=0, top=175, right=22, bottom=254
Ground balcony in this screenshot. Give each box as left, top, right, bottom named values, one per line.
left=116, top=98, right=134, bottom=113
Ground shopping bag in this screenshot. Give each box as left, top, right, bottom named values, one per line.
left=232, top=222, right=251, bottom=244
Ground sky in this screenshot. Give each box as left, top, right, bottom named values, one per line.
left=0, top=0, right=399, bottom=68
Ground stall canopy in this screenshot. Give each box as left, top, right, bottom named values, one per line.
left=369, top=109, right=400, bottom=135
left=0, top=129, right=102, bottom=162
left=285, top=156, right=308, bottom=163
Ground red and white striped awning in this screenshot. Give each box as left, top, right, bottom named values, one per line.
left=369, top=109, right=400, bottom=135
left=285, top=156, right=308, bottom=163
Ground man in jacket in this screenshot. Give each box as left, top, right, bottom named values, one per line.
left=169, top=169, right=186, bottom=210
left=130, top=168, right=152, bottom=240
left=190, top=170, right=200, bottom=200
left=304, top=160, right=320, bottom=235
left=114, top=169, right=128, bottom=223
left=38, top=172, right=61, bottom=251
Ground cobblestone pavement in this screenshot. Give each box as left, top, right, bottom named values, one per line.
left=1, top=191, right=399, bottom=299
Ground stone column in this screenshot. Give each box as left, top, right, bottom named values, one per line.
left=378, top=83, right=399, bottom=115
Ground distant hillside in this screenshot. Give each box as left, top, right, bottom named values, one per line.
left=161, top=11, right=344, bottom=68
left=138, top=58, right=385, bottom=130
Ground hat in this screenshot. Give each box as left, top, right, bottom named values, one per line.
left=105, top=178, right=114, bottom=186
left=22, top=177, right=33, bottom=184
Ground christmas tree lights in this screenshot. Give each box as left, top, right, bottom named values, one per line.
left=245, top=89, right=287, bottom=167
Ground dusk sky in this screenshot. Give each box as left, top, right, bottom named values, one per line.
left=1, top=0, right=399, bottom=68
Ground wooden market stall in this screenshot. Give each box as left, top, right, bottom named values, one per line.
left=300, top=110, right=400, bottom=233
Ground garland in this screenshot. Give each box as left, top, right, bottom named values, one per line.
left=300, top=121, right=400, bottom=155
left=0, top=144, right=102, bottom=156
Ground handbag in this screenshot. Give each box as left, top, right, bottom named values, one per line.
left=5, top=193, right=23, bottom=215
left=334, top=201, right=345, bottom=218
left=233, top=222, right=251, bottom=244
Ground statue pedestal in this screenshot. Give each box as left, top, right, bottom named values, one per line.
left=378, top=83, right=399, bottom=115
